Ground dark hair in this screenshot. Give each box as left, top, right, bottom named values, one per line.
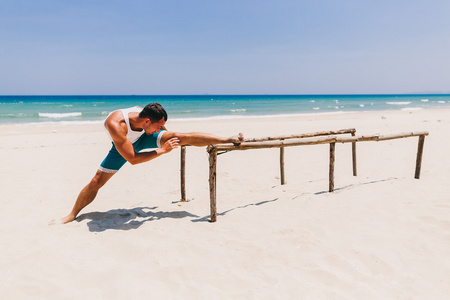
left=139, top=103, right=168, bottom=123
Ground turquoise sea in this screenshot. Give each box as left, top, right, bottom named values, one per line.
left=1, top=94, right=450, bottom=125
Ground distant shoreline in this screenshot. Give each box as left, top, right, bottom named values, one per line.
left=1, top=107, right=448, bottom=129
left=1, top=94, right=449, bottom=126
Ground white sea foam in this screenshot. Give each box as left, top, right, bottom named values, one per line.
left=421, top=99, right=429, bottom=102
left=312, top=107, right=320, bottom=110
left=437, top=101, right=445, bottom=104
left=0, top=101, right=23, bottom=104
left=359, top=104, right=365, bottom=107
left=1, top=113, right=29, bottom=117
left=39, top=112, right=82, bottom=118
left=171, top=111, right=358, bottom=122
left=4, top=120, right=103, bottom=128
left=230, top=109, right=246, bottom=112
left=401, top=107, right=423, bottom=111
left=386, top=102, right=411, bottom=105
left=32, top=102, right=63, bottom=105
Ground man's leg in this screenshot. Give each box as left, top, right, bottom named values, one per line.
left=61, top=170, right=115, bottom=224
left=160, top=132, right=243, bottom=147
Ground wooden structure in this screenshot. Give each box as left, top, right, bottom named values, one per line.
left=205, top=130, right=429, bottom=222
left=179, top=128, right=357, bottom=202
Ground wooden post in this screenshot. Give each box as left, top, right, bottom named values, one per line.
left=208, top=146, right=218, bottom=222
left=351, top=131, right=357, bottom=176
left=329, top=142, right=335, bottom=192
left=280, top=143, right=286, bottom=185
left=415, top=135, right=425, bottom=179
left=180, top=146, right=186, bottom=201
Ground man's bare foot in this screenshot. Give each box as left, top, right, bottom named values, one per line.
left=232, top=133, right=244, bottom=146
left=49, top=214, right=76, bottom=225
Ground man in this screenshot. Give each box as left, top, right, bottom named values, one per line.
left=60, top=103, right=243, bottom=224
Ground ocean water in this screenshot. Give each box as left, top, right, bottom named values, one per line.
left=1, top=94, right=450, bottom=126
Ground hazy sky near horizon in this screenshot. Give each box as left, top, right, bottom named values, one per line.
left=1, top=0, right=450, bottom=95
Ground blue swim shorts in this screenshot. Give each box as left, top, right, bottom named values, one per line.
left=99, top=131, right=165, bottom=173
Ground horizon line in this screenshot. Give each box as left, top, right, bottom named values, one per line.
left=2, top=93, right=450, bottom=97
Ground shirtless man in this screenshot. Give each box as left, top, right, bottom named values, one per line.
left=60, top=103, right=243, bottom=224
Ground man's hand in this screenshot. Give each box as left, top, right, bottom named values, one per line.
left=160, top=137, right=180, bottom=154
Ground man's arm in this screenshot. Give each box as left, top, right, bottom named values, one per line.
left=105, top=114, right=178, bottom=165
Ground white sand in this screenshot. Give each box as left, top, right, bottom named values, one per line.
left=1, top=109, right=449, bottom=299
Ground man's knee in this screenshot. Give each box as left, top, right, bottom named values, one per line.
left=88, top=171, right=110, bottom=190
left=164, top=131, right=185, bottom=138
left=162, top=131, right=187, bottom=144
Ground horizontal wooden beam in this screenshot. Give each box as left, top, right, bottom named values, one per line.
left=245, top=128, right=356, bottom=143
left=336, top=131, right=429, bottom=143
left=210, top=131, right=429, bottom=152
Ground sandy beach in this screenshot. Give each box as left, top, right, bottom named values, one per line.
left=1, top=108, right=450, bottom=299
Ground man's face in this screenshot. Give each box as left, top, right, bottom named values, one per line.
left=145, top=118, right=166, bottom=134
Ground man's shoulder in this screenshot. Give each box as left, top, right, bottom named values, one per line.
left=105, top=111, right=127, bottom=136
left=107, top=110, right=125, bottom=121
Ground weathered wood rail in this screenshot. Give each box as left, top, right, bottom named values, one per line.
left=179, top=128, right=357, bottom=202
left=206, top=130, right=429, bottom=222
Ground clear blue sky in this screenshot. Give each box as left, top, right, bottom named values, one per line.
left=1, top=0, right=450, bottom=95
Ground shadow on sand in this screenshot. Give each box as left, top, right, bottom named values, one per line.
left=314, top=177, right=398, bottom=195
left=77, top=198, right=281, bottom=230
left=192, top=198, right=279, bottom=223
left=76, top=206, right=199, bottom=232
left=75, top=178, right=397, bottom=230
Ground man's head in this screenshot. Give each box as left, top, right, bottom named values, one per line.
left=140, top=103, right=168, bottom=134
left=139, top=103, right=168, bottom=123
